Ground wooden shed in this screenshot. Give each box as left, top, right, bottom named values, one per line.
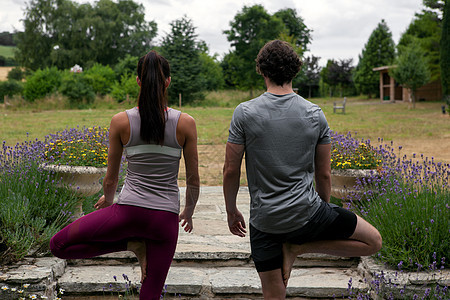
left=373, top=66, right=442, bottom=102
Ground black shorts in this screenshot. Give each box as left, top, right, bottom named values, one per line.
left=250, top=201, right=357, bottom=272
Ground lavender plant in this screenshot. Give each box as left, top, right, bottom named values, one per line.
left=0, top=139, right=78, bottom=263
left=350, top=140, right=449, bottom=272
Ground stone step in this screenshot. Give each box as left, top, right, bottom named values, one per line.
left=57, top=264, right=366, bottom=299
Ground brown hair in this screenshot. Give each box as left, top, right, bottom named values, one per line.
left=255, top=40, right=302, bottom=86
left=137, top=51, right=170, bottom=145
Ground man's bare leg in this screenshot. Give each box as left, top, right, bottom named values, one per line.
left=258, top=268, right=286, bottom=300
left=127, top=239, right=147, bottom=283
left=282, top=215, right=382, bottom=286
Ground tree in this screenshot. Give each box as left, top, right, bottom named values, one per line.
left=160, top=16, right=205, bottom=105
left=198, top=52, right=225, bottom=91
left=295, top=55, right=321, bottom=98
left=398, top=10, right=441, bottom=82
left=224, top=5, right=284, bottom=93
left=273, top=8, right=312, bottom=55
left=223, top=5, right=312, bottom=94
left=353, top=20, right=395, bottom=98
left=440, top=0, right=450, bottom=107
left=390, top=43, right=431, bottom=109
left=15, top=0, right=157, bottom=70
left=322, top=59, right=354, bottom=97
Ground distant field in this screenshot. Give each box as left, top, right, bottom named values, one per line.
left=0, top=45, right=15, bottom=58
left=0, top=66, right=14, bottom=81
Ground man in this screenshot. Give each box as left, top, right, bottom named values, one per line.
left=223, top=40, right=382, bottom=299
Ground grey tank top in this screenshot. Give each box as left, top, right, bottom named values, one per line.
left=117, top=107, right=183, bottom=214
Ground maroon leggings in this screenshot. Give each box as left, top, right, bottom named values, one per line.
left=50, top=203, right=179, bottom=299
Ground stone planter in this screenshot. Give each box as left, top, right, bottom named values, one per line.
left=41, top=164, right=107, bottom=218
left=330, top=168, right=375, bottom=200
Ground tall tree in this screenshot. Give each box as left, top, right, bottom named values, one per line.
left=353, top=19, right=395, bottom=98
left=295, top=55, right=321, bottom=98
left=440, top=0, right=450, bottom=107
left=223, top=5, right=311, bottom=94
left=273, top=8, right=312, bottom=55
left=390, top=43, right=431, bottom=109
left=323, top=59, right=354, bottom=97
left=160, top=16, right=204, bottom=104
left=398, top=10, right=441, bottom=82
left=15, top=0, right=156, bottom=70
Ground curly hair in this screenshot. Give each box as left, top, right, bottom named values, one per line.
left=255, top=40, right=302, bottom=86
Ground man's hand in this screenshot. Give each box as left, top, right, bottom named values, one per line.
left=227, top=209, right=247, bottom=237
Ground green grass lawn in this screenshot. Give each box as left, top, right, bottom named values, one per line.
left=0, top=45, right=16, bottom=58
left=1, top=93, right=449, bottom=148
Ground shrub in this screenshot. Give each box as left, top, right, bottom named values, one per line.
left=351, top=142, right=449, bottom=271
left=0, top=80, right=23, bottom=103
left=59, top=71, right=95, bottom=107
left=0, top=139, right=78, bottom=263
left=110, top=74, right=139, bottom=103
left=23, top=67, right=62, bottom=101
left=114, top=54, right=139, bottom=80
left=84, top=63, right=116, bottom=95
left=7, top=67, right=24, bottom=81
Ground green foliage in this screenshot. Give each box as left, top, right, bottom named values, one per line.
left=23, top=67, right=62, bottom=101
left=7, top=67, right=24, bottom=81
left=198, top=52, right=225, bottom=91
left=84, top=63, right=116, bottom=95
left=114, top=54, right=139, bottom=80
left=354, top=19, right=395, bottom=98
left=160, top=16, right=205, bottom=104
left=0, top=80, right=23, bottom=103
left=223, top=5, right=285, bottom=92
left=441, top=1, right=450, bottom=104
left=398, top=11, right=441, bottom=82
left=321, top=59, right=355, bottom=97
left=15, top=0, right=157, bottom=70
left=390, top=43, right=431, bottom=108
left=110, top=73, right=139, bottom=103
left=295, top=55, right=321, bottom=98
left=59, top=71, right=95, bottom=107
left=0, top=140, right=78, bottom=262
left=273, top=8, right=312, bottom=55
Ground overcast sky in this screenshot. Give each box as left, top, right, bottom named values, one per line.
left=1, top=0, right=424, bottom=66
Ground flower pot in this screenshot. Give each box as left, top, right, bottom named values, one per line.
left=41, top=164, right=107, bottom=218
left=330, top=169, right=375, bottom=200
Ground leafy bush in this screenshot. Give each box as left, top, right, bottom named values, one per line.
left=0, top=140, right=78, bottom=263
left=110, top=74, right=139, bottom=103
left=59, top=71, right=95, bottom=107
left=114, top=54, right=139, bottom=79
left=84, top=63, right=116, bottom=95
left=7, top=67, right=24, bottom=81
left=23, top=67, right=62, bottom=101
left=0, top=80, right=23, bottom=103
left=351, top=142, right=449, bottom=271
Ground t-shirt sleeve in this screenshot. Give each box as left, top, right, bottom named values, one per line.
left=317, top=109, right=331, bottom=144
left=227, top=104, right=245, bottom=145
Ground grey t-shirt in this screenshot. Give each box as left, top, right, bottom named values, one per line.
left=228, top=92, right=331, bottom=234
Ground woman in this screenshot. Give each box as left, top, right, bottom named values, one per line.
left=50, top=51, right=200, bottom=299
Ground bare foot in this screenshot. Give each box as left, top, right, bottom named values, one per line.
left=127, top=239, right=147, bottom=283
left=282, top=243, right=302, bottom=287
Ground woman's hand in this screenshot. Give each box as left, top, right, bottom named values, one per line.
left=94, top=195, right=113, bottom=210
left=179, top=208, right=194, bottom=233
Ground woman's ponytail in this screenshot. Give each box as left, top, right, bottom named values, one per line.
left=137, top=51, right=170, bottom=145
